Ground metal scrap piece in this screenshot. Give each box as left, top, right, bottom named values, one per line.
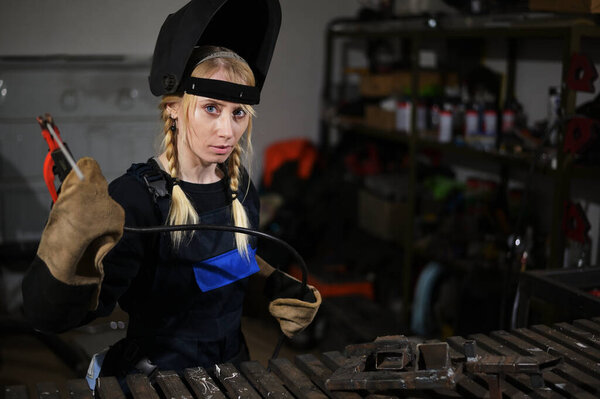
left=326, top=336, right=459, bottom=392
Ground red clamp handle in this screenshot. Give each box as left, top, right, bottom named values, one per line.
left=37, top=114, right=63, bottom=203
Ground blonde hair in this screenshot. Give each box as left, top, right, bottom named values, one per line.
left=159, top=46, right=256, bottom=258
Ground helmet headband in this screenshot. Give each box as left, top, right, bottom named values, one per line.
left=184, top=78, right=259, bottom=105
left=182, top=50, right=259, bottom=104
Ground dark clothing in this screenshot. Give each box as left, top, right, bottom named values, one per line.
left=23, top=159, right=260, bottom=378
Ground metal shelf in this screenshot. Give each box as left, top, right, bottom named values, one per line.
left=336, top=121, right=557, bottom=176
left=321, top=15, right=600, bottom=324
left=328, top=15, right=600, bottom=40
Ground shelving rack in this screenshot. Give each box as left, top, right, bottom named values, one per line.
left=320, top=14, right=600, bottom=323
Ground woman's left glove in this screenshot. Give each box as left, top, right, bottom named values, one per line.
left=264, top=269, right=322, bottom=338
left=36, top=157, right=125, bottom=309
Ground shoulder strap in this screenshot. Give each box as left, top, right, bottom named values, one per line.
left=126, top=158, right=171, bottom=202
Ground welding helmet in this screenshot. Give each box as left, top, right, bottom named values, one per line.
left=149, top=0, right=281, bottom=105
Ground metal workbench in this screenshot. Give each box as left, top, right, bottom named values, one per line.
left=4, top=317, right=600, bottom=398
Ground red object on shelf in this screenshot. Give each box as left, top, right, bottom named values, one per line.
left=589, top=288, right=600, bottom=298
left=566, top=53, right=598, bottom=93
left=564, top=117, right=598, bottom=155
left=562, top=201, right=591, bottom=243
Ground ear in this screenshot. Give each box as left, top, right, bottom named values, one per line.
left=166, top=102, right=181, bottom=119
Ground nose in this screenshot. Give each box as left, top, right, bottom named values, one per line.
left=216, top=114, right=235, bottom=139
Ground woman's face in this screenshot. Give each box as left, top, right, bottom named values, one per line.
left=179, top=69, right=250, bottom=167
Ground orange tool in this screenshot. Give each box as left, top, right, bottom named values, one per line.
left=37, top=113, right=83, bottom=202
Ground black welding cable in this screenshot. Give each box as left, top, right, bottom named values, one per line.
left=123, top=223, right=308, bottom=362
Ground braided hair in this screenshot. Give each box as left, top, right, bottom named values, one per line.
left=158, top=46, right=256, bottom=257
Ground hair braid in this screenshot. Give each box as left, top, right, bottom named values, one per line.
left=164, top=121, right=179, bottom=177
left=161, top=112, right=199, bottom=248
left=228, top=144, right=250, bottom=258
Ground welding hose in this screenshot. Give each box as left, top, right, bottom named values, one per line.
left=123, top=224, right=308, bottom=363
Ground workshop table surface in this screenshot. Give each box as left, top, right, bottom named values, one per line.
left=3, top=317, right=600, bottom=398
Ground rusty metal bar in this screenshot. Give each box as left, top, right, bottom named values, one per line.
left=154, top=370, right=193, bottom=399
left=447, top=336, right=544, bottom=398
left=239, top=361, right=292, bottom=399
left=531, top=325, right=600, bottom=362
left=66, top=379, right=94, bottom=399
left=295, top=354, right=362, bottom=399
left=213, top=363, right=262, bottom=399
left=469, top=333, right=592, bottom=398
left=269, top=357, right=329, bottom=399
left=554, top=322, right=600, bottom=351
left=3, top=386, right=28, bottom=399
left=512, top=328, right=600, bottom=379
left=491, top=330, right=600, bottom=394
left=95, top=377, right=126, bottom=399
left=183, top=367, right=227, bottom=399
left=126, top=374, right=160, bottom=399
left=35, top=382, right=60, bottom=399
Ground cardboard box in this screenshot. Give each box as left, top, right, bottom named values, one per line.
left=360, top=70, right=456, bottom=98
left=365, top=105, right=396, bottom=131
left=529, top=0, right=600, bottom=13
left=360, top=73, right=405, bottom=97
left=358, top=188, right=407, bottom=243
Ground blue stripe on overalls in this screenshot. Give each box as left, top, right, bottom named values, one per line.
left=194, top=246, right=259, bottom=291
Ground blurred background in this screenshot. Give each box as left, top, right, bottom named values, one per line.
left=2, top=0, right=600, bottom=394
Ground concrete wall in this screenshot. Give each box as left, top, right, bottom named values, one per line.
left=0, top=0, right=361, bottom=243
left=0, top=0, right=362, bottom=161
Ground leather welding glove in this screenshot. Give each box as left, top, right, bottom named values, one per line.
left=36, top=157, right=125, bottom=310
left=264, top=265, right=322, bottom=338
left=256, top=255, right=276, bottom=278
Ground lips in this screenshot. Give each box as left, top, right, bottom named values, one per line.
left=211, top=145, right=231, bottom=155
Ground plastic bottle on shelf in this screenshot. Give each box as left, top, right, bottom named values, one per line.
left=502, top=108, right=515, bottom=134
left=464, top=105, right=479, bottom=138
left=501, top=97, right=525, bottom=140
left=483, top=103, right=498, bottom=151
left=396, top=98, right=412, bottom=133
left=439, top=109, right=453, bottom=143
left=484, top=108, right=497, bottom=135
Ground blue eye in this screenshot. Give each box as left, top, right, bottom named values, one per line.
left=205, top=105, right=218, bottom=113
left=233, top=108, right=246, bottom=118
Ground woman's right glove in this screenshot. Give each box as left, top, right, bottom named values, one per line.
left=264, top=269, right=322, bottom=338
left=35, top=157, right=125, bottom=309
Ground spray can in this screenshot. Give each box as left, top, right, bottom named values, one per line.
left=396, top=100, right=412, bottom=132
left=465, top=109, right=478, bottom=137
left=502, top=109, right=515, bottom=134
left=439, top=110, right=453, bottom=143
left=484, top=109, right=497, bottom=136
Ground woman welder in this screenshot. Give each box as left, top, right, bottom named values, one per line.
left=21, top=0, right=321, bottom=386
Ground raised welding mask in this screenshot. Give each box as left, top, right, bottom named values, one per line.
left=149, top=0, right=281, bottom=105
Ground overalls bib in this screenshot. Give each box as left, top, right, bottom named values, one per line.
left=92, top=160, right=260, bottom=386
